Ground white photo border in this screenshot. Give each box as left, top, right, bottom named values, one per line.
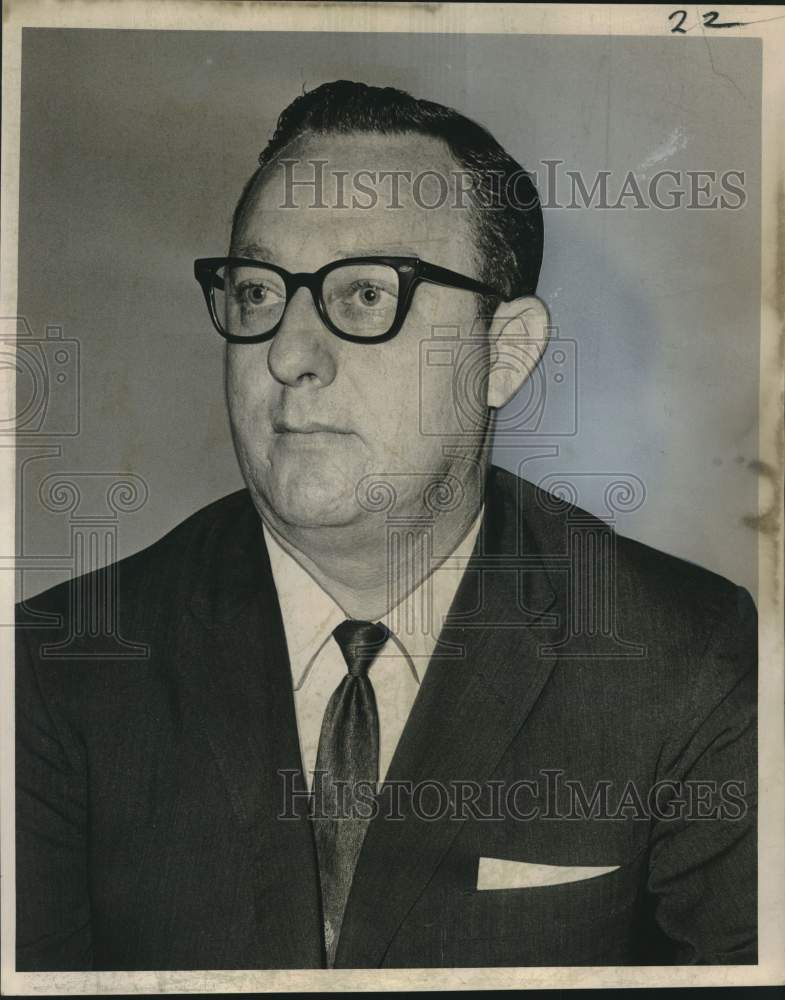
left=1, top=1, right=783, bottom=993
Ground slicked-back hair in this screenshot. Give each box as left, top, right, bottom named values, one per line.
left=231, top=80, right=544, bottom=321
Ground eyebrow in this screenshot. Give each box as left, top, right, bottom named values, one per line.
left=229, top=242, right=422, bottom=262
left=230, top=241, right=276, bottom=260
left=333, top=245, right=420, bottom=259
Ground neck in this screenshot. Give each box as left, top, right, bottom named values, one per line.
left=260, top=469, right=487, bottom=620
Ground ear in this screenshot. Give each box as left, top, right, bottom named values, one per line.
left=486, top=296, right=550, bottom=409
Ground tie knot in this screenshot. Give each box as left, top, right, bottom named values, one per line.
left=332, top=619, right=390, bottom=677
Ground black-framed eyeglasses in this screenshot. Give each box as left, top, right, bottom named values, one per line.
left=193, top=256, right=504, bottom=344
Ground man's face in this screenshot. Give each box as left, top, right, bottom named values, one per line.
left=226, top=131, right=492, bottom=531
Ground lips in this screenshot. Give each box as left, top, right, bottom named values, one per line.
left=272, top=418, right=352, bottom=435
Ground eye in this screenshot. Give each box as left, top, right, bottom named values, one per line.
left=235, top=281, right=283, bottom=308
left=349, top=280, right=395, bottom=307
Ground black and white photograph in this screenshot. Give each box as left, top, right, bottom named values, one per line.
left=1, top=1, right=783, bottom=993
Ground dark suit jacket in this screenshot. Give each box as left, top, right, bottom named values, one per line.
left=15, top=466, right=757, bottom=970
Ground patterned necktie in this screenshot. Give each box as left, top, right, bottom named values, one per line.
left=312, top=618, right=390, bottom=967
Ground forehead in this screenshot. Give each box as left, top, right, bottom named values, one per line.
left=232, top=131, right=477, bottom=272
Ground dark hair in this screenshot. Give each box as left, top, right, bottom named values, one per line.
left=232, top=80, right=544, bottom=318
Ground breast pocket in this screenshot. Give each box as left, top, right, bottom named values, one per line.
left=443, top=852, right=648, bottom=966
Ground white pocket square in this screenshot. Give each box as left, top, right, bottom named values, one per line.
left=476, top=857, right=620, bottom=891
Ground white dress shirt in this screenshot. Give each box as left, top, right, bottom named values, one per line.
left=263, top=510, right=484, bottom=787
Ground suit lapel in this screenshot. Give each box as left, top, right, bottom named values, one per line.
left=336, top=468, right=566, bottom=968
left=181, top=493, right=324, bottom=968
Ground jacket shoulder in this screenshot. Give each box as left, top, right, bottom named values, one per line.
left=491, top=465, right=756, bottom=720
left=17, top=488, right=254, bottom=621
left=491, top=464, right=752, bottom=613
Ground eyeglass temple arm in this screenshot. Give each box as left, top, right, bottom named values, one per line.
left=418, top=260, right=504, bottom=299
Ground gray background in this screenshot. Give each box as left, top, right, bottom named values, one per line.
left=16, top=29, right=761, bottom=600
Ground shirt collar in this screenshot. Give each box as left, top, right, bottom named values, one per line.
left=263, top=507, right=484, bottom=690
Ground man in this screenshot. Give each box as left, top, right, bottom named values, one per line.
left=16, top=80, right=756, bottom=970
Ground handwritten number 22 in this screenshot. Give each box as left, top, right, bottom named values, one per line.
left=669, top=10, right=745, bottom=33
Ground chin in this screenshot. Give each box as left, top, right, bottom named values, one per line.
left=249, top=455, right=363, bottom=529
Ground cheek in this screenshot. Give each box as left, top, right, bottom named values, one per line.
left=395, top=291, right=487, bottom=432
left=356, top=345, right=423, bottom=443
left=225, top=345, right=272, bottom=428
left=354, top=353, right=462, bottom=469
left=453, top=341, right=491, bottom=425
left=412, top=343, right=491, bottom=435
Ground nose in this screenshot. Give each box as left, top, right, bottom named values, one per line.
left=266, top=286, right=338, bottom=388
